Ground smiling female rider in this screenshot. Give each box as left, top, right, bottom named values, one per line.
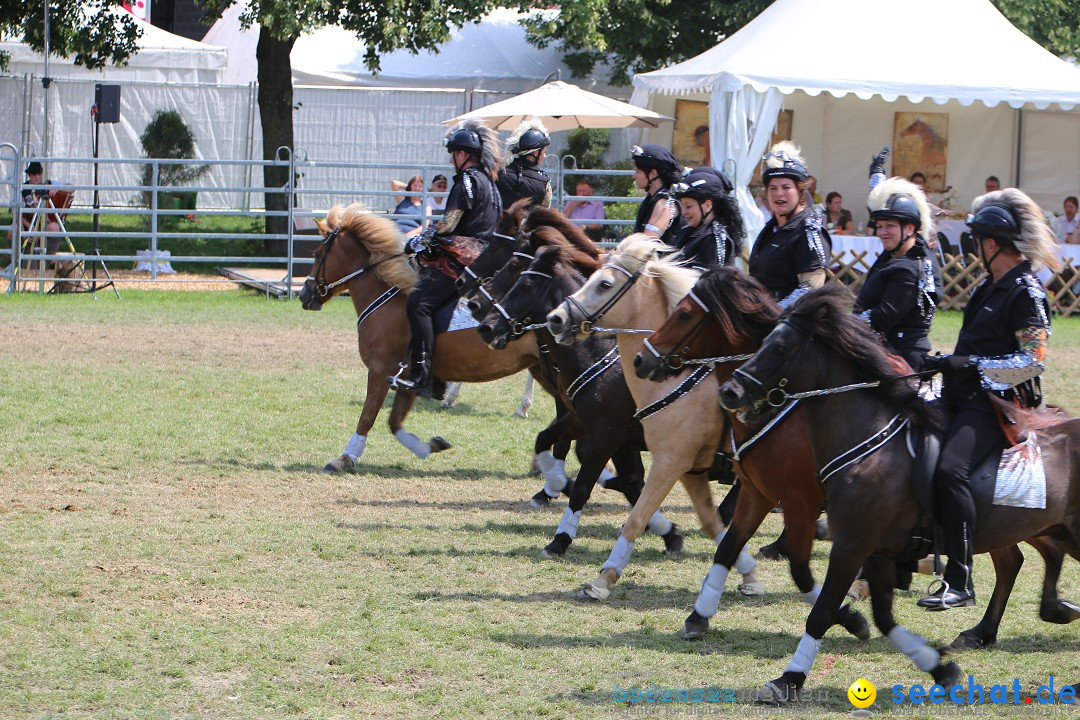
left=918, top=188, right=1060, bottom=610
left=670, top=167, right=745, bottom=270
left=748, top=142, right=831, bottom=307
left=630, top=144, right=685, bottom=244
left=855, top=176, right=940, bottom=372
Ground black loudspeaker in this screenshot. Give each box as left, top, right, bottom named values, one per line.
left=95, top=84, right=121, bottom=124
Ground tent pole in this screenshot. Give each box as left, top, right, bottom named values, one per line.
left=1013, top=107, right=1023, bottom=188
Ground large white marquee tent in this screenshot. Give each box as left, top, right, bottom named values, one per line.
left=630, top=0, right=1080, bottom=237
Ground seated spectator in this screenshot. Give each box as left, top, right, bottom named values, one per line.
left=804, top=174, right=823, bottom=210
left=751, top=183, right=771, bottom=222
left=11, top=161, right=63, bottom=258
left=424, top=174, right=448, bottom=218
left=824, top=191, right=854, bottom=234
left=909, top=172, right=926, bottom=190
left=562, top=179, right=606, bottom=242
left=1058, top=195, right=1079, bottom=244
left=390, top=175, right=425, bottom=237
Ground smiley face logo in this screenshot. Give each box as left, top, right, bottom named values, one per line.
left=848, top=678, right=876, bottom=709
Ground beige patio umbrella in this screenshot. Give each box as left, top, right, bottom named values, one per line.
left=443, top=80, right=672, bottom=131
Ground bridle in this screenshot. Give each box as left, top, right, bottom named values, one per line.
left=639, top=287, right=750, bottom=373
left=558, top=259, right=642, bottom=335
left=489, top=268, right=556, bottom=341
left=466, top=249, right=535, bottom=311
left=456, top=230, right=519, bottom=298
left=307, top=227, right=401, bottom=299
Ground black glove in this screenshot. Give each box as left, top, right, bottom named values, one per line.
left=925, top=353, right=972, bottom=375
left=869, top=146, right=890, bottom=178
left=408, top=228, right=440, bottom=258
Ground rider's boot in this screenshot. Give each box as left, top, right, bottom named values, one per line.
left=918, top=522, right=975, bottom=610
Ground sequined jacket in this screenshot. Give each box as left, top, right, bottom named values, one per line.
left=634, top=188, right=685, bottom=246
left=671, top=220, right=737, bottom=270
left=748, top=208, right=832, bottom=303
left=854, top=236, right=939, bottom=354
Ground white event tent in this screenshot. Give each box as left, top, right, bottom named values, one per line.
left=630, top=0, right=1080, bottom=239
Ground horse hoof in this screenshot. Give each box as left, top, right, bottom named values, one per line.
left=738, top=580, right=765, bottom=597
left=543, top=533, right=572, bottom=558
left=322, top=455, right=354, bottom=473
left=529, top=490, right=558, bottom=509
left=428, top=436, right=452, bottom=453
left=679, top=612, right=709, bottom=640
left=1040, top=599, right=1080, bottom=624
left=755, top=540, right=787, bottom=561
left=950, top=631, right=992, bottom=650
left=930, top=661, right=963, bottom=688
left=814, top=518, right=831, bottom=541
left=579, top=583, right=610, bottom=602
left=847, top=579, right=870, bottom=602
left=661, top=526, right=684, bottom=554
left=839, top=606, right=871, bottom=642
left=755, top=680, right=799, bottom=706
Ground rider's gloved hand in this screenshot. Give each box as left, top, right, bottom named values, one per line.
left=408, top=228, right=438, bottom=256
left=868, top=146, right=890, bottom=190
left=925, top=353, right=973, bottom=375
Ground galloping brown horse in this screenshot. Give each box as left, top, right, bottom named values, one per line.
left=298, top=204, right=564, bottom=472
left=633, top=266, right=868, bottom=640
left=719, top=286, right=1080, bottom=701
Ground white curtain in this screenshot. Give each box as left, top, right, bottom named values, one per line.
left=709, top=84, right=783, bottom=247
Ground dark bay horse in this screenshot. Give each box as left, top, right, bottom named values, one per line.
left=298, top=203, right=569, bottom=474
left=545, top=235, right=762, bottom=600
left=633, top=266, right=868, bottom=641
left=476, top=244, right=684, bottom=555
left=719, top=285, right=1080, bottom=701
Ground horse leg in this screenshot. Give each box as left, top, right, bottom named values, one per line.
left=682, top=481, right=773, bottom=640
left=324, top=369, right=390, bottom=472
left=386, top=390, right=450, bottom=459
left=530, top=413, right=583, bottom=508
left=716, top=480, right=739, bottom=528
left=438, top=382, right=463, bottom=409
left=1028, top=537, right=1080, bottom=625
left=513, top=373, right=535, bottom=418
left=579, top=455, right=688, bottom=601
left=682, top=474, right=761, bottom=594
left=950, top=544, right=1024, bottom=649
left=544, top=435, right=615, bottom=557
left=608, top=446, right=683, bottom=553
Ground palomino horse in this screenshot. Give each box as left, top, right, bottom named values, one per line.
left=477, top=244, right=685, bottom=555
left=633, top=266, right=868, bottom=641
left=545, top=235, right=762, bottom=600
left=298, top=204, right=568, bottom=473
left=719, top=285, right=1080, bottom=701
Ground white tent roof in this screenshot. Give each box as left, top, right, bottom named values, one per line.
left=204, top=5, right=618, bottom=94
left=633, top=0, right=1080, bottom=110
left=1, top=13, right=227, bottom=84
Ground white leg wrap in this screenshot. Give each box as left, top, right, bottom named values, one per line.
left=344, top=433, right=367, bottom=462
left=646, top=511, right=673, bottom=536
left=714, top=530, right=757, bottom=576
left=556, top=507, right=582, bottom=538
left=784, top=633, right=822, bottom=675
left=693, top=563, right=730, bottom=618
left=597, top=467, right=617, bottom=486
left=394, top=429, right=430, bottom=459
left=801, top=584, right=822, bottom=606
left=537, top=451, right=568, bottom=495
left=601, top=535, right=634, bottom=573
left=888, top=625, right=941, bottom=672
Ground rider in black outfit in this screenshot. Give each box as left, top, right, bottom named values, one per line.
left=855, top=175, right=940, bottom=372
left=389, top=119, right=502, bottom=398
left=918, top=188, right=1060, bottom=610
left=496, top=119, right=551, bottom=209
left=748, top=142, right=831, bottom=306
left=630, top=144, right=685, bottom=244
left=670, top=167, right=745, bottom=270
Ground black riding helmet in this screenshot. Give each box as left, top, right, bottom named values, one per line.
left=967, top=203, right=1020, bottom=244
left=631, top=144, right=681, bottom=176
left=761, top=151, right=808, bottom=184
left=511, top=128, right=550, bottom=156
left=870, top=193, right=922, bottom=230
left=673, top=167, right=733, bottom=201
left=445, top=128, right=483, bottom=154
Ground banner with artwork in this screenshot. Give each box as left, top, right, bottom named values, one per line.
left=892, top=112, right=948, bottom=192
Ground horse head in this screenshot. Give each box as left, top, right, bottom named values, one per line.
left=634, top=267, right=779, bottom=382
left=477, top=245, right=572, bottom=350
left=299, top=204, right=417, bottom=311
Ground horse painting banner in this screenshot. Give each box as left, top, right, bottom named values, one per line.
left=893, top=111, right=949, bottom=192
left=673, top=100, right=711, bottom=168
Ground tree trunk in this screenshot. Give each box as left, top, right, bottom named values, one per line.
left=256, top=28, right=297, bottom=255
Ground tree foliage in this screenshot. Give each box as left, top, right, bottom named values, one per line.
left=992, top=0, right=1080, bottom=60
left=0, top=0, right=140, bottom=71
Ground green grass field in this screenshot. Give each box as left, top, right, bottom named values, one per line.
left=1, top=291, right=1077, bottom=719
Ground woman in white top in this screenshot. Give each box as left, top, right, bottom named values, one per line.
left=1056, top=195, right=1079, bottom=244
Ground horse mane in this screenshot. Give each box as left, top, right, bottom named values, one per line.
left=694, top=267, right=779, bottom=343
left=529, top=226, right=601, bottom=274
left=523, top=206, right=599, bottom=258
left=326, top=203, right=418, bottom=291
left=785, top=285, right=941, bottom=428
left=498, top=197, right=534, bottom=235
left=608, top=233, right=701, bottom=311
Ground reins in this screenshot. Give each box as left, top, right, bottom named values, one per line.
left=308, top=227, right=404, bottom=298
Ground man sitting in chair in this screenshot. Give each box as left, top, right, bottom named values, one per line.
left=18, top=161, right=63, bottom=254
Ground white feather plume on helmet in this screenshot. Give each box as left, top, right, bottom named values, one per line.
left=971, top=188, right=1060, bottom=272
left=762, top=141, right=808, bottom=183
left=505, top=117, right=550, bottom=161
left=867, top=176, right=935, bottom=239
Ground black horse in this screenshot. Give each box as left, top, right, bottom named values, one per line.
left=719, top=285, right=1080, bottom=701
left=477, top=244, right=684, bottom=555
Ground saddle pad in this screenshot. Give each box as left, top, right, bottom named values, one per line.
left=433, top=297, right=479, bottom=335
left=993, top=433, right=1047, bottom=509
